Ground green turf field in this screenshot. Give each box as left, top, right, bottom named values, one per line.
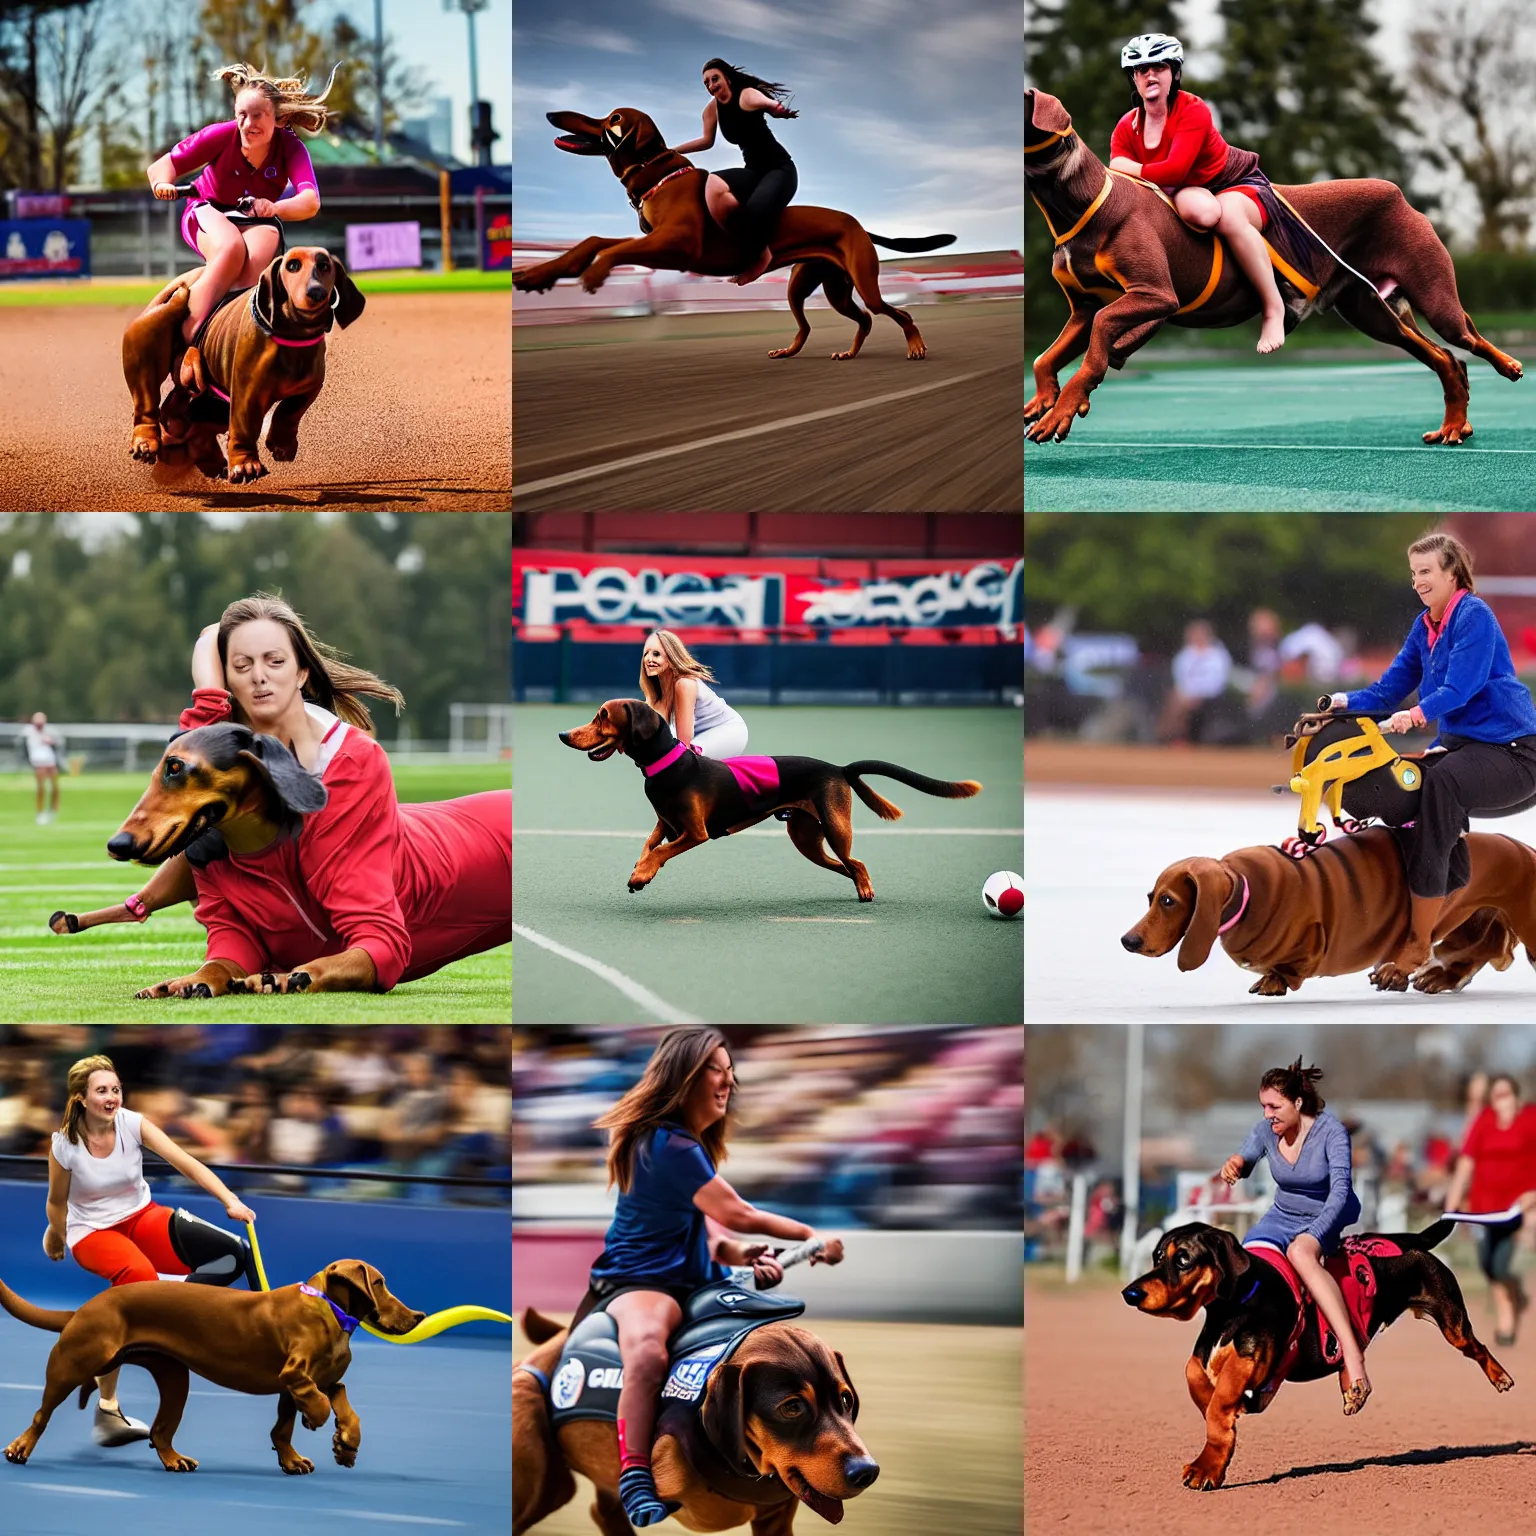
left=0, top=269, right=511, bottom=307
left=513, top=706, right=1023, bottom=1025
left=0, top=765, right=510, bottom=1024
left=1024, top=357, right=1536, bottom=511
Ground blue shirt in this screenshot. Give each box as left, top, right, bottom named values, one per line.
left=591, top=1123, right=727, bottom=1288
left=1347, top=593, right=1536, bottom=745
left=1239, top=1109, right=1356, bottom=1244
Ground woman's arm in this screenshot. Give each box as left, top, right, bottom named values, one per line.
left=1443, top=1152, right=1475, bottom=1213
left=146, top=151, right=179, bottom=196
left=44, top=1150, right=70, bottom=1260
left=1346, top=631, right=1424, bottom=714
left=254, top=188, right=320, bottom=222
left=672, top=101, right=718, bottom=155
left=1108, top=156, right=1145, bottom=176
left=1304, top=1119, right=1356, bottom=1240
left=192, top=624, right=226, bottom=691
left=139, top=1118, right=255, bottom=1219
left=674, top=678, right=697, bottom=746
left=694, top=1173, right=814, bottom=1242
left=738, top=87, right=797, bottom=118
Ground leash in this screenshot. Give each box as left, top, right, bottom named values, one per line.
left=244, top=1221, right=511, bottom=1344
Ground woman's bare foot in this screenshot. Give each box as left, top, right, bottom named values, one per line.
left=732, top=246, right=774, bottom=286
left=1341, top=1376, right=1372, bottom=1416
left=1257, top=312, right=1286, bottom=354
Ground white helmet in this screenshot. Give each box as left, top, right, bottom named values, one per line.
left=1120, top=33, right=1184, bottom=70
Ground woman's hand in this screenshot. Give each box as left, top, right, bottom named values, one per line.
left=810, top=1237, right=844, bottom=1265
left=772, top=104, right=799, bottom=119
left=43, top=1227, right=66, bottom=1262
left=1384, top=708, right=1424, bottom=734
left=224, top=1200, right=257, bottom=1224
left=743, top=1245, right=785, bottom=1289
left=1218, top=1154, right=1245, bottom=1186
left=191, top=623, right=225, bottom=691
left=153, top=182, right=181, bottom=201
left=248, top=198, right=280, bottom=219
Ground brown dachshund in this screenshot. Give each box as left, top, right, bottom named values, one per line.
left=1, top=1260, right=423, bottom=1475
left=514, top=1307, right=875, bottom=1534
left=559, top=699, right=981, bottom=901
left=123, top=248, right=365, bottom=483
left=1026, top=89, right=1523, bottom=445
left=513, top=108, right=955, bottom=360
left=1123, top=1223, right=1511, bottom=1491
left=1122, top=827, right=1536, bottom=994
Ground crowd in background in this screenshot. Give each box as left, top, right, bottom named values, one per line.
left=0, top=1027, right=510, bottom=1204
left=514, top=1027, right=1022, bottom=1230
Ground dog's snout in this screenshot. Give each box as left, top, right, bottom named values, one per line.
left=1121, top=1284, right=1145, bottom=1307
left=1121, top=932, right=1144, bottom=953
left=306, top=283, right=327, bottom=303
left=843, top=1455, right=880, bottom=1489
left=558, top=731, right=573, bottom=745
left=106, top=832, right=139, bottom=862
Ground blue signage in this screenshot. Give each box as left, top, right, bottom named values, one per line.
left=0, top=219, right=92, bottom=280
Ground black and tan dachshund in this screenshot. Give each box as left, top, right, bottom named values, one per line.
left=1122, top=1221, right=1512, bottom=1491
left=558, top=699, right=982, bottom=900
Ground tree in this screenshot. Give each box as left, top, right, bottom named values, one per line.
left=1407, top=1, right=1536, bottom=252
left=0, top=0, right=105, bottom=190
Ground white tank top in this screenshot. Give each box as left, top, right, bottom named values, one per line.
left=683, top=680, right=737, bottom=734
left=50, top=1108, right=154, bottom=1250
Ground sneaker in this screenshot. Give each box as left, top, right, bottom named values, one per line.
left=93, top=1403, right=152, bottom=1447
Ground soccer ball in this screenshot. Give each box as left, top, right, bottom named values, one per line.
left=982, top=870, right=1023, bottom=919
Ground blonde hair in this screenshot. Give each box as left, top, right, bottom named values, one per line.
left=219, top=592, right=405, bottom=735
left=1408, top=530, right=1476, bottom=593
left=214, top=62, right=342, bottom=134
left=60, top=1055, right=119, bottom=1146
left=639, top=629, right=719, bottom=724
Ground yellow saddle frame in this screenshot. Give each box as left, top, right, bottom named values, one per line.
left=1288, top=717, right=1424, bottom=836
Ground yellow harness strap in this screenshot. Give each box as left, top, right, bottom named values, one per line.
left=1287, top=719, right=1403, bottom=835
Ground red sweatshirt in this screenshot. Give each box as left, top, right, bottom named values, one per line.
left=179, top=690, right=510, bottom=989
left=1110, top=92, right=1230, bottom=191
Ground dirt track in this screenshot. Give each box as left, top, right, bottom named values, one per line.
left=512, top=301, right=1022, bottom=511
left=0, top=293, right=509, bottom=510
left=1027, top=1277, right=1532, bottom=1536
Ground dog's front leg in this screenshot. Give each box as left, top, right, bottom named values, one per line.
left=228, top=948, right=378, bottom=995
left=1025, top=299, right=1096, bottom=421
left=279, top=1358, right=333, bottom=1432
left=1181, top=1351, right=1260, bottom=1491
left=581, top=227, right=703, bottom=294
left=513, top=237, right=626, bottom=293
left=271, top=1388, right=315, bottom=1475
left=135, top=957, right=246, bottom=1000
left=327, top=1381, right=361, bottom=1468
left=225, top=386, right=271, bottom=484
left=630, top=831, right=707, bottom=892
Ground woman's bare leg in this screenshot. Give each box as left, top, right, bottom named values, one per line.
left=233, top=226, right=281, bottom=288
left=705, top=174, right=739, bottom=229
left=1287, top=1235, right=1370, bottom=1409
left=1215, top=190, right=1286, bottom=353
left=96, top=1368, right=121, bottom=1410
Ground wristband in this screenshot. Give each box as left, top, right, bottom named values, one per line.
left=125, top=894, right=149, bottom=921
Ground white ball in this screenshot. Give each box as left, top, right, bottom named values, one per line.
left=982, top=870, right=1023, bottom=920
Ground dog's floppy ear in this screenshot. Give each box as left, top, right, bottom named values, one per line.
left=253, top=255, right=285, bottom=331
left=1027, top=89, right=1072, bottom=136
left=1208, top=1227, right=1254, bottom=1300
left=330, top=257, right=366, bottom=329
left=833, top=1350, right=860, bottom=1421
left=1175, top=857, right=1233, bottom=972
left=700, top=1359, right=749, bottom=1470
left=325, top=1258, right=379, bottom=1316
left=238, top=733, right=329, bottom=817
left=631, top=701, right=662, bottom=743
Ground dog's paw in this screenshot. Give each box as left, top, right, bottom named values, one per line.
left=4, top=1437, right=32, bottom=1464
left=1247, top=974, right=1289, bottom=997
left=301, top=1410, right=330, bottom=1433
left=1181, top=1457, right=1225, bottom=1491
left=278, top=1450, right=315, bottom=1475
left=160, top=1452, right=199, bottom=1473
left=333, top=1430, right=358, bottom=1467
left=268, top=435, right=299, bottom=462
left=1368, top=962, right=1411, bottom=992
left=226, top=457, right=268, bottom=485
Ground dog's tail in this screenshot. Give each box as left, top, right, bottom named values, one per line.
left=0, top=1278, right=74, bottom=1333
left=521, top=1306, right=568, bottom=1345
left=843, top=761, right=983, bottom=820
left=867, top=233, right=957, bottom=253
left=1390, top=1219, right=1455, bottom=1254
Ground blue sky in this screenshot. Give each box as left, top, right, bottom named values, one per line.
left=512, top=0, right=1024, bottom=253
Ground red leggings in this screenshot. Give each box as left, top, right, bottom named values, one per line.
left=72, top=1202, right=191, bottom=1287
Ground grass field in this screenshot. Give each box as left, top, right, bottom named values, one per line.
left=0, top=269, right=512, bottom=307
left=0, top=765, right=510, bottom=1024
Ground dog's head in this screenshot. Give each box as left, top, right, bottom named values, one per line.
left=311, top=1259, right=426, bottom=1336
left=255, top=248, right=365, bottom=335
left=700, top=1324, right=877, bottom=1524
left=546, top=109, right=666, bottom=170
left=1122, top=1223, right=1253, bottom=1321
left=107, top=723, right=327, bottom=866
left=557, top=699, right=664, bottom=762
left=1025, top=89, right=1074, bottom=151
left=1121, top=856, right=1235, bottom=971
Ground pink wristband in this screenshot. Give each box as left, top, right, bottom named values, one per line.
left=126, top=894, right=149, bottom=921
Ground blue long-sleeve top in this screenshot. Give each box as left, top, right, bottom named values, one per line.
left=1238, top=1109, right=1356, bottom=1243
left=1346, top=593, right=1536, bottom=744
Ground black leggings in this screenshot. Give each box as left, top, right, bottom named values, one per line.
left=1407, top=735, right=1536, bottom=897
left=716, top=162, right=798, bottom=247
left=1477, top=1216, right=1524, bottom=1283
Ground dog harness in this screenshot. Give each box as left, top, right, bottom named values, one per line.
left=1216, top=875, right=1250, bottom=935
left=299, top=1283, right=359, bottom=1336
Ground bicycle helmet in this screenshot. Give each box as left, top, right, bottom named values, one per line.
left=1121, top=33, right=1184, bottom=109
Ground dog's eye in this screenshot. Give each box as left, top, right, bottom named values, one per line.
left=286, top=257, right=301, bottom=271
left=1159, top=893, right=1176, bottom=908
left=164, top=758, right=185, bottom=779
left=779, top=1398, right=805, bottom=1418
left=839, top=1390, right=854, bottom=1413
left=1174, top=1252, right=1191, bottom=1269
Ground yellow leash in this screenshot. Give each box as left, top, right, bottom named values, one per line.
left=245, top=1222, right=511, bottom=1344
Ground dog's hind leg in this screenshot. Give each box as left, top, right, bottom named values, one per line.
left=1401, top=1255, right=1513, bottom=1392
left=270, top=1388, right=314, bottom=1475
left=818, top=264, right=874, bottom=360
left=4, top=1341, right=96, bottom=1465
left=590, top=1486, right=636, bottom=1536
left=785, top=808, right=859, bottom=886
left=769, top=261, right=824, bottom=358
left=816, top=783, right=874, bottom=902
left=841, top=234, right=927, bottom=359
left=139, top=1353, right=198, bottom=1473
left=1414, top=907, right=1514, bottom=993
left=513, top=1369, right=576, bottom=1534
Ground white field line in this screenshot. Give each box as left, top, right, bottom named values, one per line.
left=515, top=367, right=1006, bottom=495
left=512, top=922, right=701, bottom=1025
left=1052, top=440, right=1536, bottom=456
left=513, top=827, right=1023, bottom=837
left=0, top=862, right=121, bottom=871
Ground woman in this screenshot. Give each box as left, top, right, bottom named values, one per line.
left=1329, top=530, right=1536, bottom=984
left=1107, top=34, right=1287, bottom=353
left=146, top=64, right=333, bottom=388
left=1219, top=1057, right=1371, bottom=1413
left=640, top=630, right=749, bottom=758
left=22, top=711, right=60, bottom=826
left=672, top=58, right=799, bottom=287
left=46, top=1055, right=257, bottom=1448
left=1444, top=1074, right=1536, bottom=1345
left=571, top=1028, right=842, bottom=1527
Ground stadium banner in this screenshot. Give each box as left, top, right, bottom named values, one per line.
left=514, top=552, right=1023, bottom=633
left=0, top=219, right=91, bottom=280
left=481, top=209, right=511, bottom=270
left=344, top=220, right=422, bottom=271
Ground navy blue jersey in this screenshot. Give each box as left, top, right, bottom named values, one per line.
left=591, top=1123, right=728, bottom=1289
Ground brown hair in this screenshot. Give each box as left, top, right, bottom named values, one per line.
left=1407, top=531, right=1476, bottom=593
left=639, top=630, right=720, bottom=725
left=219, top=592, right=404, bottom=734
left=1259, top=1055, right=1326, bottom=1116
left=60, top=1055, right=119, bottom=1146
left=594, top=1028, right=733, bottom=1194
left=213, top=62, right=341, bottom=134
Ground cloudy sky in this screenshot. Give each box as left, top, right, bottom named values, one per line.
left=513, top=0, right=1024, bottom=253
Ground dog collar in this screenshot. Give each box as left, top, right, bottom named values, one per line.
left=1216, top=875, right=1250, bottom=935
left=299, top=1283, right=359, bottom=1336
left=634, top=165, right=694, bottom=209
left=643, top=741, right=693, bottom=777
left=1239, top=1275, right=1261, bottom=1305
left=1024, top=126, right=1076, bottom=155
left=249, top=286, right=336, bottom=343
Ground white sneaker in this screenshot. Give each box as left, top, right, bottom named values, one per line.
left=92, top=1403, right=152, bottom=1447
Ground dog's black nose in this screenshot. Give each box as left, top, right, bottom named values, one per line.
left=1121, top=1285, right=1145, bottom=1306
left=843, top=1455, right=879, bottom=1489
left=106, top=832, right=138, bottom=861
left=558, top=731, right=573, bottom=746
left=1121, top=933, right=1143, bottom=953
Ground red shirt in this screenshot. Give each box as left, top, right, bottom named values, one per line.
left=179, top=690, right=509, bottom=989
left=1460, top=1105, right=1536, bottom=1213
left=1110, top=92, right=1229, bottom=191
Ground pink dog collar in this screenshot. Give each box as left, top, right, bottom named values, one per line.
left=643, top=741, right=691, bottom=777
left=272, top=332, right=325, bottom=348
left=1216, top=875, right=1250, bottom=935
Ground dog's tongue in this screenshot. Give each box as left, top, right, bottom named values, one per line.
left=789, top=1474, right=844, bottom=1525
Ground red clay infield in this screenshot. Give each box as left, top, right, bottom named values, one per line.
left=0, top=293, right=509, bottom=510
left=1027, top=1277, right=1532, bottom=1536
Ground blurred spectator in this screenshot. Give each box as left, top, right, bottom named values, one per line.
left=1158, top=620, right=1232, bottom=744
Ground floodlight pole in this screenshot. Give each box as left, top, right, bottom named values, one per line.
left=373, top=0, right=385, bottom=158
left=1118, top=1023, right=1144, bottom=1277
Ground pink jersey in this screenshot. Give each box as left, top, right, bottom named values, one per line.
left=169, top=119, right=318, bottom=207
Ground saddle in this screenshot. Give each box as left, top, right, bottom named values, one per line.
left=540, top=1280, right=806, bottom=1428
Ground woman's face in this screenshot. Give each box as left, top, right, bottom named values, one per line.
left=1490, top=1079, right=1521, bottom=1127
left=84, top=1071, right=122, bottom=1121
left=1259, top=1088, right=1301, bottom=1134
left=686, top=1045, right=736, bottom=1129
left=235, top=89, right=276, bottom=150
left=704, top=68, right=732, bottom=104
left=1133, top=63, right=1173, bottom=103
left=1409, top=552, right=1459, bottom=613
left=224, top=618, right=309, bottom=724
left=642, top=636, right=670, bottom=680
